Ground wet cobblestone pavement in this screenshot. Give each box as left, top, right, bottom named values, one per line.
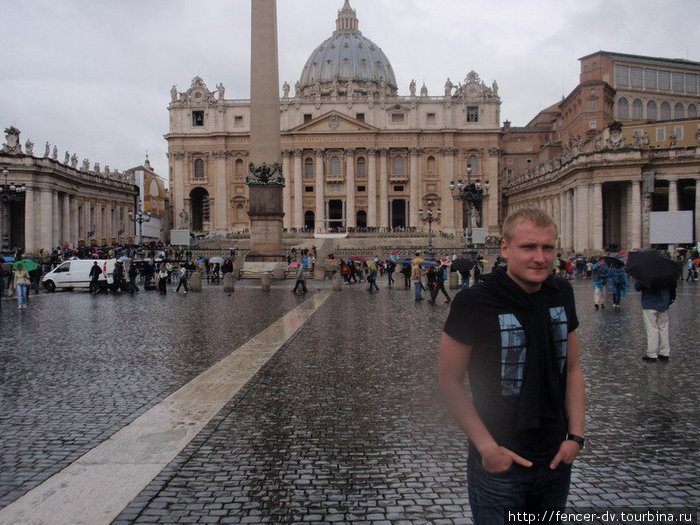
left=1, top=278, right=698, bottom=524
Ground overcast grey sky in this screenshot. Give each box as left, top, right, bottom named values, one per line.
left=1, top=0, right=698, bottom=180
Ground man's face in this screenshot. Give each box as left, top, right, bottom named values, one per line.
left=501, top=220, right=557, bottom=293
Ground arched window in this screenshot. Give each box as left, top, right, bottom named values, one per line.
left=304, top=158, right=314, bottom=177
left=674, top=102, right=684, bottom=119
left=235, top=159, right=245, bottom=179
left=468, top=155, right=479, bottom=175
left=688, top=104, right=697, bottom=118
left=356, top=157, right=366, bottom=176
left=632, top=99, right=643, bottom=119
left=618, top=97, right=629, bottom=118
left=356, top=210, right=367, bottom=228
left=646, top=100, right=657, bottom=120
left=393, top=155, right=404, bottom=175
left=330, top=155, right=341, bottom=175
left=194, top=159, right=204, bottom=178
left=427, top=156, right=436, bottom=177
left=661, top=102, right=671, bottom=120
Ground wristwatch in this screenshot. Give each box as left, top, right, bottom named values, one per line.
left=567, top=434, right=585, bottom=449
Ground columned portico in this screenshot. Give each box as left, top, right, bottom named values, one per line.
left=367, top=149, right=377, bottom=227
left=293, top=149, right=303, bottom=228
left=409, top=148, right=420, bottom=228
left=314, top=149, right=325, bottom=231
left=379, top=149, right=389, bottom=228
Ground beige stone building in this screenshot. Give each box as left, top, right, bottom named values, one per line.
left=1, top=127, right=138, bottom=253
left=503, top=51, right=700, bottom=253
left=166, top=0, right=501, bottom=239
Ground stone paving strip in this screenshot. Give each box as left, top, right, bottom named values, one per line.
left=0, top=292, right=331, bottom=525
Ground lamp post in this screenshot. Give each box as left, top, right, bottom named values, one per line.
left=449, top=166, right=489, bottom=260
left=417, top=199, right=441, bottom=260
left=128, top=202, right=151, bottom=245
left=1, top=167, right=27, bottom=249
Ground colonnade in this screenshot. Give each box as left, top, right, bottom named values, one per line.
left=509, top=176, right=700, bottom=253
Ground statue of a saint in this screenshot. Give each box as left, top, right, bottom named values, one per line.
left=420, top=83, right=428, bottom=97
left=179, top=209, right=189, bottom=228
left=170, top=85, right=178, bottom=102
left=409, top=79, right=416, bottom=97
left=70, top=153, right=78, bottom=168
left=64, top=151, right=70, bottom=164
left=445, top=78, right=453, bottom=97
left=45, top=142, right=50, bottom=157
left=25, top=139, right=34, bottom=156
left=52, top=146, right=58, bottom=160
left=282, top=81, right=290, bottom=98
left=216, top=82, right=225, bottom=99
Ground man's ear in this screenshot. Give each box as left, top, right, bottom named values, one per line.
left=501, top=238, right=508, bottom=259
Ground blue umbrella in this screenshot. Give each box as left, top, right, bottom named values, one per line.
left=420, top=261, right=437, bottom=267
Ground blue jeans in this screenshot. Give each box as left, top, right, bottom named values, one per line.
left=467, top=452, right=572, bottom=525
left=16, top=284, right=28, bottom=307
left=413, top=280, right=423, bottom=299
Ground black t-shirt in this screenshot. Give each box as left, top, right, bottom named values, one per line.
left=443, top=275, right=579, bottom=464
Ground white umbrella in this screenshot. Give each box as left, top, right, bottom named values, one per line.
left=209, top=256, right=224, bottom=264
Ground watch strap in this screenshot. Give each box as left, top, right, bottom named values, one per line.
left=567, top=434, right=585, bottom=448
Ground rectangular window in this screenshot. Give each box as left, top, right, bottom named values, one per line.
left=672, top=72, right=684, bottom=92
left=656, top=128, right=665, bottom=141
left=589, top=100, right=597, bottom=110
left=304, top=186, right=314, bottom=192
left=467, top=106, right=479, bottom=122
left=192, top=111, right=204, bottom=126
left=615, top=65, right=629, bottom=86
left=645, top=69, right=657, bottom=89
left=674, top=126, right=684, bottom=140
left=303, top=114, right=312, bottom=123
left=686, top=74, right=698, bottom=93
left=658, top=70, right=671, bottom=90
left=391, top=113, right=404, bottom=123
left=393, top=185, right=404, bottom=192
left=355, top=113, right=365, bottom=122
left=589, top=121, right=597, bottom=129
left=630, top=67, right=643, bottom=88
left=426, top=112, right=436, bottom=124
left=357, top=185, right=366, bottom=192
left=234, top=115, right=243, bottom=126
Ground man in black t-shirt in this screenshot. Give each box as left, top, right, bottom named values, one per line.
left=438, top=208, right=585, bottom=524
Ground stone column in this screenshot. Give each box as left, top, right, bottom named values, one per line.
left=62, top=194, right=70, bottom=247
left=70, top=195, right=79, bottom=247
left=24, top=187, right=35, bottom=254
left=214, top=150, right=228, bottom=233
left=379, top=149, right=389, bottom=228
left=282, top=150, right=291, bottom=230
left=171, top=152, right=186, bottom=223
left=629, top=180, right=641, bottom=250
left=592, top=182, right=603, bottom=251
left=293, top=149, right=303, bottom=229
left=40, top=188, right=52, bottom=251
left=667, top=177, right=678, bottom=211
left=314, top=149, right=325, bottom=232
left=345, top=148, right=356, bottom=228
left=409, top=148, right=420, bottom=228
left=52, top=190, right=59, bottom=249
left=367, top=149, right=377, bottom=227
left=483, top=150, right=499, bottom=236
left=441, top=148, right=456, bottom=234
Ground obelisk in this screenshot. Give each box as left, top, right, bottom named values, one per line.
left=246, top=0, right=285, bottom=263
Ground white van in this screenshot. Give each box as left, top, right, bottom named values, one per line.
left=42, top=259, right=117, bottom=292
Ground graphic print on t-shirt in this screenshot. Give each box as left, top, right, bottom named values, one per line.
left=498, top=308, right=569, bottom=396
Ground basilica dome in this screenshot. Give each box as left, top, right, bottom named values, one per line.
left=297, top=0, right=398, bottom=99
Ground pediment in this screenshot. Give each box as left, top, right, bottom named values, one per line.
left=290, top=111, right=378, bottom=133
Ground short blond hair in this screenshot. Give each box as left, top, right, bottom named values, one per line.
left=501, top=207, right=557, bottom=241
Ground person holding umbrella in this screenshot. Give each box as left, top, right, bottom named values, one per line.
left=607, top=260, right=629, bottom=308
left=13, top=261, right=31, bottom=309
left=627, top=251, right=679, bottom=362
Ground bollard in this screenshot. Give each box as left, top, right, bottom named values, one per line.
left=261, top=272, right=271, bottom=292
left=223, top=273, right=235, bottom=293
left=448, top=271, right=459, bottom=290
left=233, top=268, right=240, bottom=280
left=272, top=264, right=286, bottom=280
left=332, top=272, right=342, bottom=291
left=190, top=271, right=202, bottom=291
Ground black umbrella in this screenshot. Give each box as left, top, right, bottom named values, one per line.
left=626, top=251, right=679, bottom=290
left=451, top=257, right=475, bottom=273
left=602, top=255, right=625, bottom=268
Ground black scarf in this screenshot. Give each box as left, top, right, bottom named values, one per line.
left=480, top=267, right=564, bottom=431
